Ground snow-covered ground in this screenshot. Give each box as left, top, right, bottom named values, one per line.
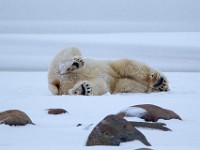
left=0, top=71, right=200, bottom=150
left=1, top=32, right=200, bottom=72
left=1, top=0, right=200, bottom=149
left=1, top=28, right=200, bottom=150
left=0, top=34, right=200, bottom=149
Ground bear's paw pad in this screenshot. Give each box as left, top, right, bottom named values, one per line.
left=151, top=74, right=169, bottom=92
left=73, top=82, right=93, bottom=96
left=67, top=57, right=84, bottom=72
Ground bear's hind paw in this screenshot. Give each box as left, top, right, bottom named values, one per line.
left=69, top=82, right=93, bottom=96
left=152, top=75, right=169, bottom=92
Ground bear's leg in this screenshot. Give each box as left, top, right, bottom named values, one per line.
left=48, top=47, right=83, bottom=95
left=109, top=59, right=169, bottom=92
left=57, top=56, right=85, bottom=75
left=69, top=79, right=108, bottom=96
left=112, top=78, right=150, bottom=93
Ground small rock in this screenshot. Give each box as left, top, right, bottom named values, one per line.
left=47, top=108, right=67, bottom=115
left=86, top=115, right=151, bottom=146
left=0, top=110, right=34, bottom=126
left=77, top=123, right=82, bottom=127
left=130, top=121, right=171, bottom=131
left=117, top=104, right=182, bottom=122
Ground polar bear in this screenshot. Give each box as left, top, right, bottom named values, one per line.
left=48, top=47, right=169, bottom=96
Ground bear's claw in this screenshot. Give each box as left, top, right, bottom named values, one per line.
left=66, top=57, right=84, bottom=72
left=70, top=82, right=93, bottom=96
left=57, top=57, right=85, bottom=75
left=153, top=76, right=169, bottom=92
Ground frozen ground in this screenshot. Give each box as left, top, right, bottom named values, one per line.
left=0, top=71, right=200, bottom=150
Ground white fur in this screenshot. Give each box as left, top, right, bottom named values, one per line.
left=48, top=47, right=169, bottom=95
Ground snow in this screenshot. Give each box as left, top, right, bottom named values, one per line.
left=1, top=72, right=200, bottom=150
left=118, top=107, right=147, bottom=118
left=1, top=32, right=200, bottom=72
left=1, top=0, right=200, bottom=149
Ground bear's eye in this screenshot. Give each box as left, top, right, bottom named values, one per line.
left=150, top=73, right=154, bottom=78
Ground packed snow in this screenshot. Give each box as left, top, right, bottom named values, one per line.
left=0, top=72, right=200, bottom=150
left=1, top=0, right=200, bottom=149
left=118, top=107, right=147, bottom=118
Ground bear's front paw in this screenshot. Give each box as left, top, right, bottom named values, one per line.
left=57, top=57, right=84, bottom=75
left=69, top=82, right=93, bottom=96
left=66, top=57, right=84, bottom=72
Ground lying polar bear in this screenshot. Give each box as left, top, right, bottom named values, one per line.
left=48, top=47, right=169, bottom=96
